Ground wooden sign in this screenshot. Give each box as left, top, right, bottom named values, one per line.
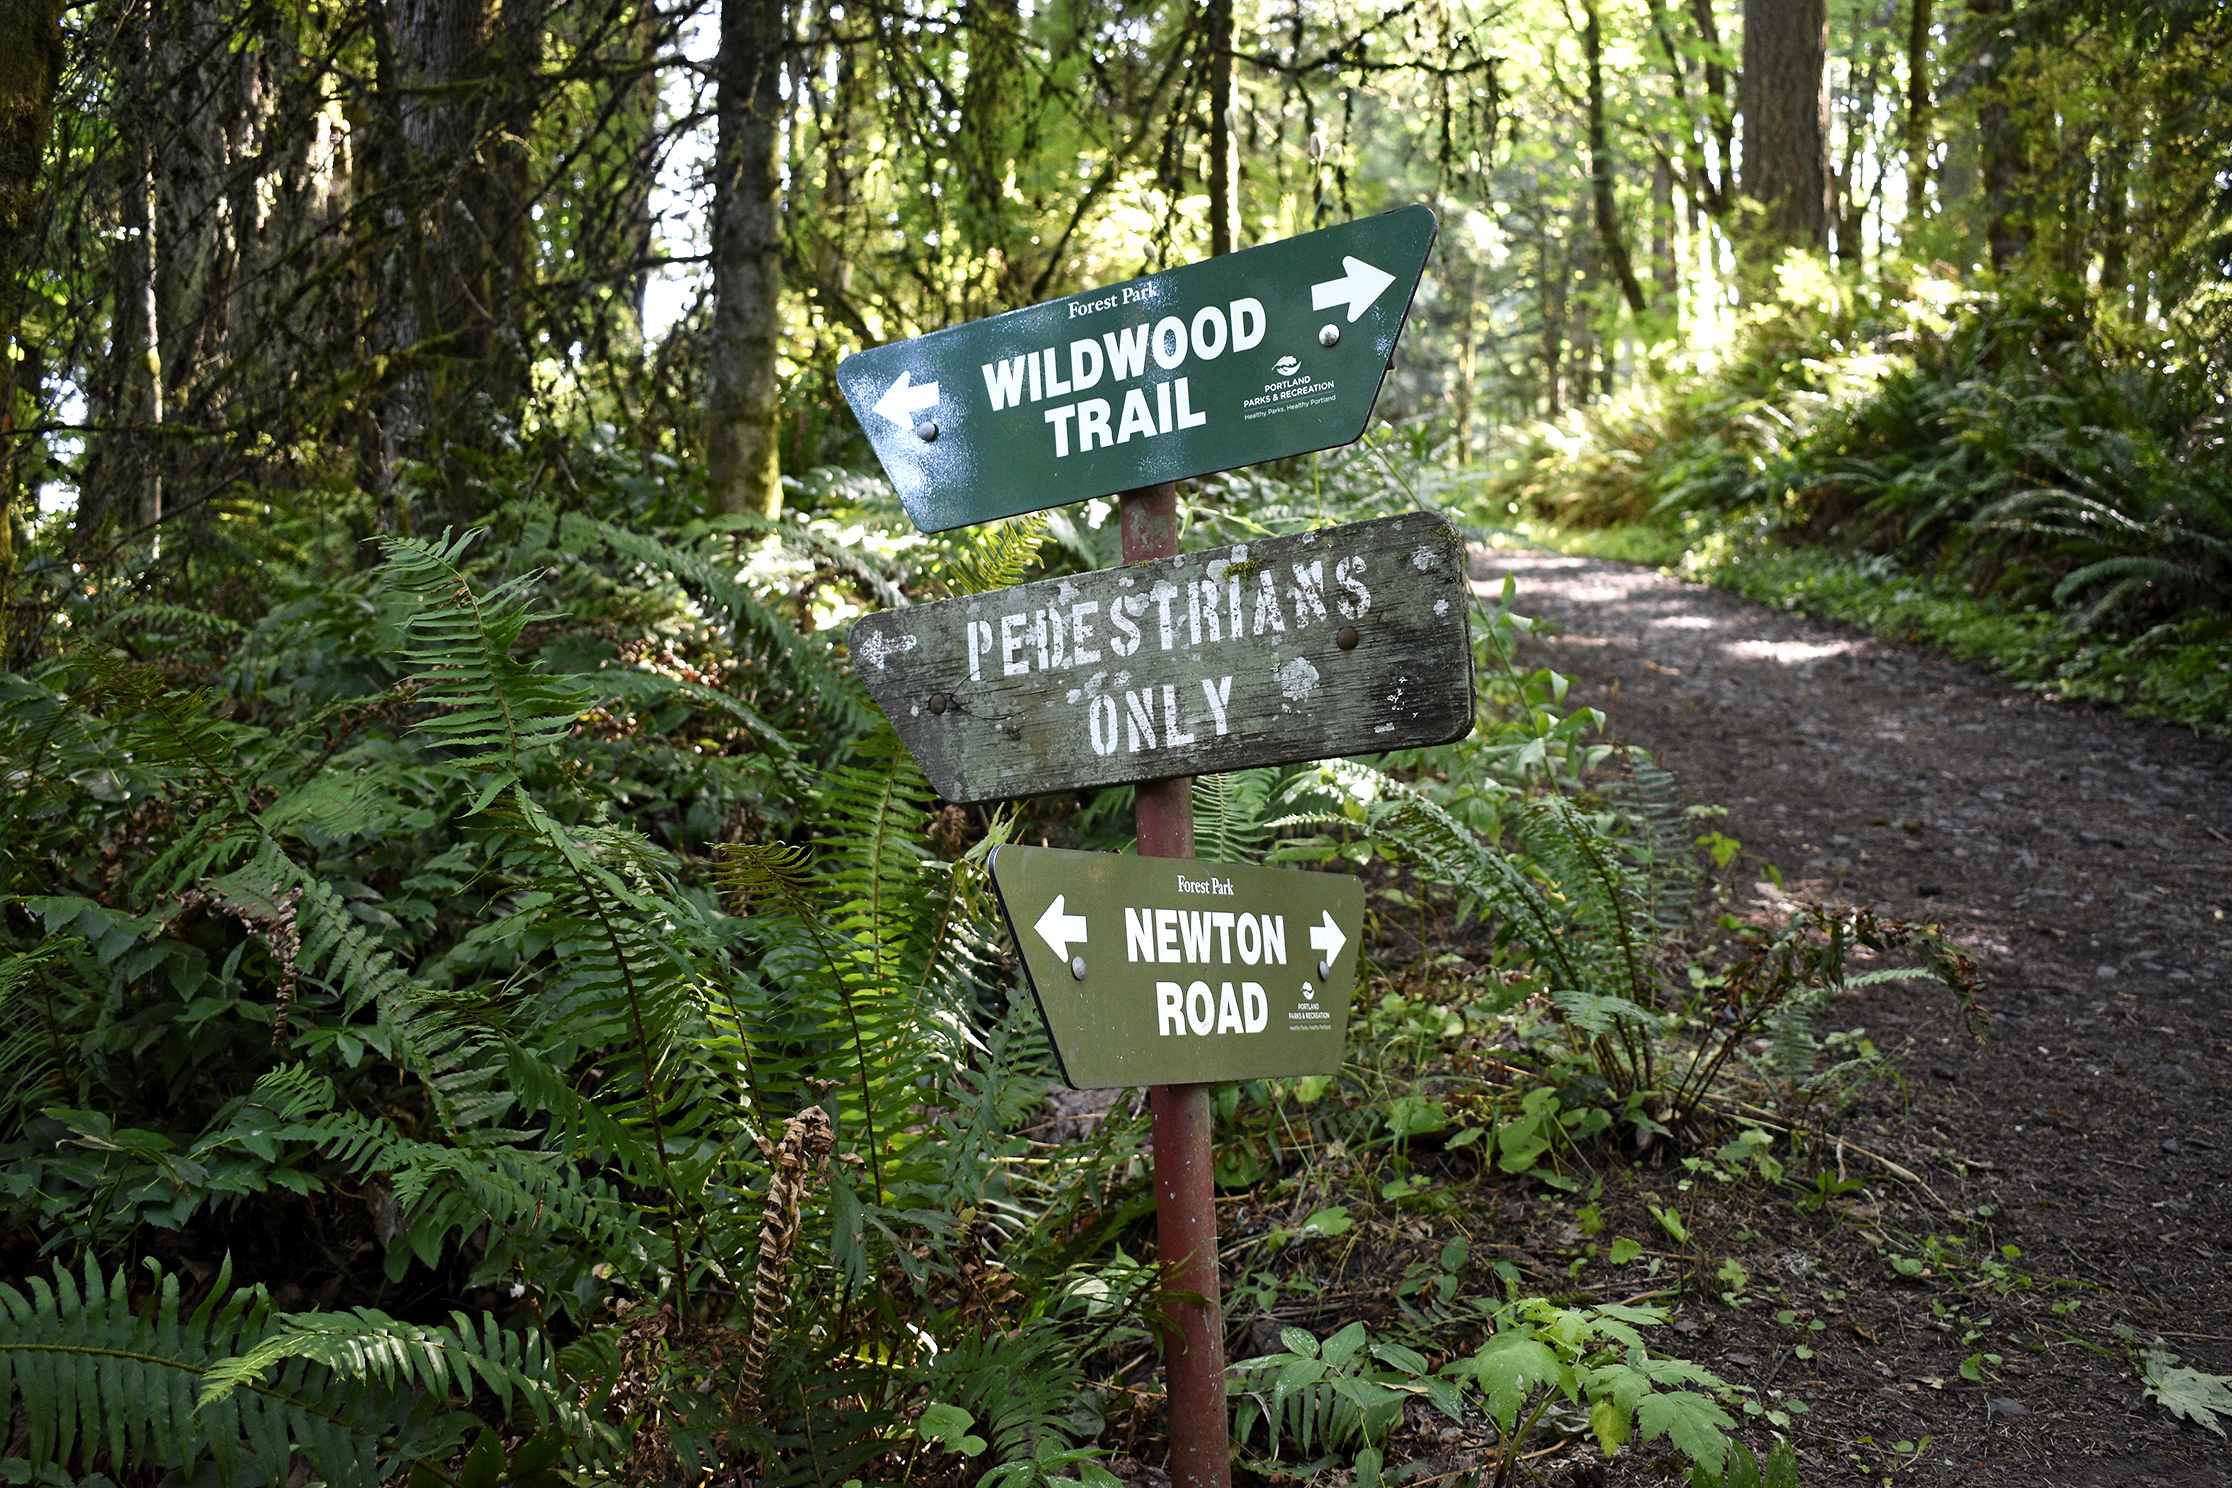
left=848, top=511, right=1475, bottom=804
left=989, top=845, right=1364, bottom=1088
left=836, top=207, right=1437, bottom=532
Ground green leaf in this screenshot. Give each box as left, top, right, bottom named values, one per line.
left=916, top=1402, right=987, bottom=1456
left=1609, top=1237, right=1644, bottom=1265
left=1637, top=1391, right=1733, bottom=1476
left=1468, top=1333, right=1569, bottom=1431
left=1589, top=1396, right=1631, bottom=1456
left=2141, top=1347, right=2232, bottom=1437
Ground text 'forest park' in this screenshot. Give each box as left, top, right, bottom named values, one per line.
left=978, top=296, right=1267, bottom=456
left=957, top=536, right=1378, bottom=760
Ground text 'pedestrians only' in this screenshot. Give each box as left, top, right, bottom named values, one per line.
left=848, top=511, right=1476, bottom=803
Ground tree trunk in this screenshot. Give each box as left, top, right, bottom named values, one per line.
left=1583, top=0, right=1648, bottom=314
left=378, top=0, right=541, bottom=527
left=1206, top=0, right=1237, bottom=256
left=1690, top=0, right=1736, bottom=215
left=1969, top=0, right=2028, bottom=270
left=1834, top=44, right=1879, bottom=268
left=708, top=0, right=786, bottom=521
left=2098, top=133, right=2128, bottom=310
left=1739, top=0, right=1831, bottom=280
left=0, top=0, right=61, bottom=650
left=1454, top=255, right=1477, bottom=461
left=1647, top=0, right=1725, bottom=217
left=1905, top=0, right=1931, bottom=225
left=1539, top=231, right=1564, bottom=418
left=1652, top=141, right=1678, bottom=311
left=957, top=0, right=1022, bottom=307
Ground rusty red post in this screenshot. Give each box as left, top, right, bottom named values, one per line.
left=1120, top=481, right=1230, bottom=1488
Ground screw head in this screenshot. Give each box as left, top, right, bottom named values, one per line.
left=1336, top=625, right=1359, bottom=651
left=928, top=693, right=948, bottom=715
left=914, top=420, right=939, bottom=442
left=1069, top=955, right=1087, bottom=980
left=1319, top=324, right=1341, bottom=347
left=1318, top=957, right=1332, bottom=979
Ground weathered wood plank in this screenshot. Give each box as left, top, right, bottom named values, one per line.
left=849, top=510, right=1475, bottom=803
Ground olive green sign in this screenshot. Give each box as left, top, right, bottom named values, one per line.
left=988, top=845, right=1364, bottom=1089
left=849, top=511, right=1474, bottom=804
left=837, top=206, right=1438, bottom=533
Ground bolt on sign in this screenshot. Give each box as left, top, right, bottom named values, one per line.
left=848, top=511, right=1474, bottom=804
left=988, top=844, right=1364, bottom=1088
left=837, top=206, right=1437, bottom=533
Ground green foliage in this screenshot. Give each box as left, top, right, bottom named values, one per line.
left=2139, top=1344, right=2232, bottom=1438
left=1492, top=281, right=2232, bottom=734
left=0, top=1254, right=584, bottom=1488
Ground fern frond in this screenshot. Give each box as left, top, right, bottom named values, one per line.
left=560, top=515, right=876, bottom=734
left=1192, top=769, right=1279, bottom=864
left=937, top=513, right=1048, bottom=596
left=377, top=529, right=589, bottom=770
left=0, top=1254, right=466, bottom=1488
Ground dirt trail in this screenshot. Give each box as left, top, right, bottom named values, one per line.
left=1473, top=548, right=2232, bottom=1485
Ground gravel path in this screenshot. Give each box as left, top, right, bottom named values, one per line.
left=1474, top=547, right=2232, bottom=1485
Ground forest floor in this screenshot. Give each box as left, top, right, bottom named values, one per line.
left=1436, top=546, right=2232, bottom=1485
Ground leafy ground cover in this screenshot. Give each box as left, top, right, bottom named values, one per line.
left=1471, top=266, right=2232, bottom=740
left=5, top=424, right=2228, bottom=1487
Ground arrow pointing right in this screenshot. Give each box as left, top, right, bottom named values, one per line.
left=1310, top=255, right=1398, bottom=322
left=1308, top=910, right=1348, bottom=966
left=1034, top=894, right=1089, bottom=961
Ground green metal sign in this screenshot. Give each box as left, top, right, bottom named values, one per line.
left=837, top=206, right=1438, bottom=533
left=988, top=845, right=1364, bottom=1089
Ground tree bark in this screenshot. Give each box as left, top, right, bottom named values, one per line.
left=1538, top=230, right=1564, bottom=418
left=2097, top=133, right=2128, bottom=310
left=1583, top=0, right=1648, bottom=314
left=1652, top=140, right=1678, bottom=310
left=379, top=0, right=541, bottom=526
left=1690, top=0, right=1736, bottom=215
left=1905, top=0, right=1931, bottom=225
left=0, top=0, right=60, bottom=649
left=1739, top=0, right=1831, bottom=277
left=1969, top=0, right=2027, bottom=270
left=1646, top=0, right=1727, bottom=218
left=708, top=0, right=786, bottom=521
left=1206, top=0, right=1237, bottom=256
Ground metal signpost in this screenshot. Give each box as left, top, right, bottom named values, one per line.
left=849, top=511, right=1475, bottom=803
left=837, top=206, right=1438, bottom=532
left=987, top=844, right=1365, bottom=1090
left=833, top=212, right=1459, bottom=1488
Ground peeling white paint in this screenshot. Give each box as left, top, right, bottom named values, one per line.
left=1276, top=655, right=1320, bottom=703
left=856, top=630, right=920, bottom=671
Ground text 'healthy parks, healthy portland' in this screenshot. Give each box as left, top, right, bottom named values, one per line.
left=837, top=206, right=1437, bottom=533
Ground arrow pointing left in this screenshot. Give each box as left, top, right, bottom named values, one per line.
left=1034, top=894, right=1089, bottom=960
left=1307, top=910, right=1347, bottom=965
left=874, top=369, right=940, bottom=427
left=1310, top=255, right=1398, bottom=323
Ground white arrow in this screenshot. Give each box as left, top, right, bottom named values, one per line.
left=1310, top=255, right=1398, bottom=323
left=1308, top=910, right=1348, bottom=969
left=874, top=369, right=940, bottom=427
left=1034, top=894, right=1089, bottom=961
